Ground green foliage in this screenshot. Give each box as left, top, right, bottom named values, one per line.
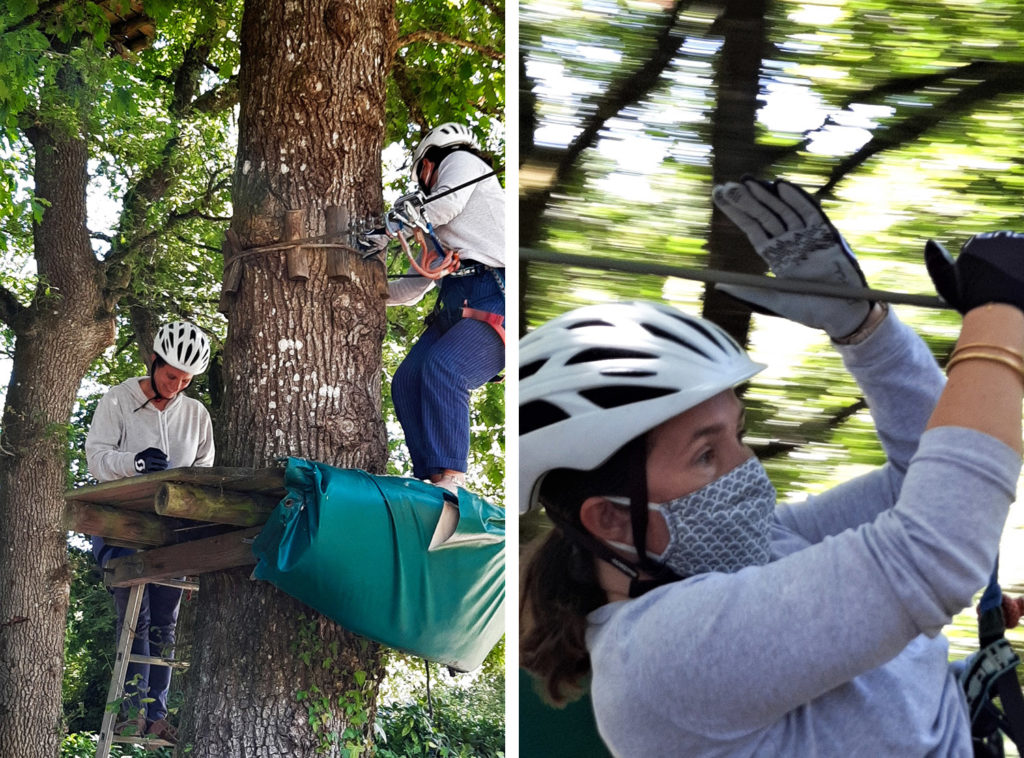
left=375, top=648, right=505, bottom=758
left=60, top=730, right=172, bottom=758
left=389, top=0, right=505, bottom=164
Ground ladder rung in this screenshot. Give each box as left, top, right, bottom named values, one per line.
left=127, top=653, right=190, bottom=669
left=111, top=734, right=175, bottom=747
left=152, top=577, right=199, bottom=591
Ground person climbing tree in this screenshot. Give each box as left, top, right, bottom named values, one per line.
left=519, top=177, right=1024, bottom=756
left=387, top=122, right=505, bottom=493
left=86, top=320, right=214, bottom=744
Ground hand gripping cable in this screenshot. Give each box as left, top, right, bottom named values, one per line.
left=385, top=194, right=460, bottom=280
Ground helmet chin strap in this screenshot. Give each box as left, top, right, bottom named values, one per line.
left=622, top=435, right=682, bottom=597
left=149, top=361, right=166, bottom=401
left=554, top=435, right=682, bottom=598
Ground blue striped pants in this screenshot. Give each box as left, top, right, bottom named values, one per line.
left=392, top=268, right=505, bottom=479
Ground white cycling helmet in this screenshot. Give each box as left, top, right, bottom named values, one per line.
left=519, top=301, right=765, bottom=514
left=154, top=320, right=211, bottom=375
left=411, top=122, right=479, bottom=184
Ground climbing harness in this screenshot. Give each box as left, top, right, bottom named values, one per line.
left=462, top=306, right=505, bottom=345
left=962, top=560, right=1024, bottom=757
left=358, top=168, right=504, bottom=280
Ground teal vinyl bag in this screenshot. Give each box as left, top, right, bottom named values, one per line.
left=251, top=459, right=505, bottom=671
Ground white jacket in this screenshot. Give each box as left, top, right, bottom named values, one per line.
left=85, top=377, right=215, bottom=482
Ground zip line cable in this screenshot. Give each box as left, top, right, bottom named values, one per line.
left=422, top=168, right=501, bottom=205
left=520, top=247, right=950, bottom=310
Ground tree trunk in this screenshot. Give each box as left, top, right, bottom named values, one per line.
left=704, top=0, right=768, bottom=344
left=178, top=0, right=395, bottom=754
left=0, top=120, right=115, bottom=754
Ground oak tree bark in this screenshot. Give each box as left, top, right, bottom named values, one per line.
left=178, top=0, right=396, bottom=754
left=0, top=107, right=116, bottom=756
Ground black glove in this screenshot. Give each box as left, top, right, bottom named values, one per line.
left=134, top=447, right=168, bottom=473
left=925, top=232, right=1024, bottom=314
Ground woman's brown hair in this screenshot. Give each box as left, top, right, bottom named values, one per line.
left=519, top=435, right=645, bottom=705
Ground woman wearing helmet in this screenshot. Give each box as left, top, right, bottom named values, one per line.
left=388, top=122, right=505, bottom=492
left=520, top=178, right=1024, bottom=756
left=85, top=320, right=214, bottom=744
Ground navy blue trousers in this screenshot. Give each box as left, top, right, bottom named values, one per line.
left=392, top=268, right=505, bottom=479
left=93, top=537, right=181, bottom=722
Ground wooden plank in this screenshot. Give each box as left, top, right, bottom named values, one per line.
left=155, top=483, right=278, bottom=526
left=105, top=527, right=262, bottom=587
left=63, top=466, right=286, bottom=511
left=284, top=208, right=309, bottom=281
left=63, top=501, right=176, bottom=546
left=324, top=205, right=352, bottom=281
left=219, top=229, right=244, bottom=313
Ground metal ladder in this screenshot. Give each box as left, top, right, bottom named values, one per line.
left=95, top=578, right=198, bottom=757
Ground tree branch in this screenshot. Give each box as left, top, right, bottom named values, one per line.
left=191, top=77, right=240, bottom=115
left=2, top=0, right=62, bottom=35
left=838, top=60, right=1024, bottom=109
left=520, top=0, right=691, bottom=233
left=0, top=285, right=28, bottom=330
left=176, top=235, right=221, bottom=254
left=822, top=73, right=1024, bottom=194
left=390, top=58, right=429, bottom=133
left=395, top=31, right=503, bottom=61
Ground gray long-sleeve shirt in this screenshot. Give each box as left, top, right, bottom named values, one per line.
left=85, top=377, right=214, bottom=482
left=586, top=311, right=1021, bottom=757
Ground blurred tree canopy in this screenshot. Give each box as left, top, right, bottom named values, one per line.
left=519, top=0, right=1024, bottom=499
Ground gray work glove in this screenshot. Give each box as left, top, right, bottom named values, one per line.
left=356, top=231, right=391, bottom=258
left=712, top=177, right=872, bottom=339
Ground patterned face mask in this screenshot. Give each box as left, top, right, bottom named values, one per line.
left=648, top=456, right=776, bottom=577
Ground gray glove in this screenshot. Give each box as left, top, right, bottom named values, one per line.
left=712, top=177, right=872, bottom=339
left=356, top=231, right=391, bottom=258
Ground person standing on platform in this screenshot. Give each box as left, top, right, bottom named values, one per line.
left=86, top=320, right=214, bottom=744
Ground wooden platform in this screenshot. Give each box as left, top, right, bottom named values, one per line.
left=63, top=466, right=287, bottom=587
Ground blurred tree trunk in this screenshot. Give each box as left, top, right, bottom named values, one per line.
left=703, top=0, right=768, bottom=345
left=178, top=0, right=394, bottom=754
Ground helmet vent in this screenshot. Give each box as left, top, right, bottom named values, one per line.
left=669, top=314, right=734, bottom=353
left=567, top=319, right=612, bottom=329
left=600, top=368, right=656, bottom=377
left=521, top=400, right=571, bottom=434
left=639, top=323, right=710, bottom=359
left=520, top=359, right=546, bottom=380
left=580, top=385, right=676, bottom=409
left=567, top=347, right=655, bottom=365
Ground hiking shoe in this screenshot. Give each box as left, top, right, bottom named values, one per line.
left=114, top=715, right=146, bottom=737
left=146, top=717, right=178, bottom=744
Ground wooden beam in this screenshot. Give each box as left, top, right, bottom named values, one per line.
left=324, top=205, right=353, bottom=281
left=63, top=502, right=176, bottom=546
left=284, top=208, right=309, bottom=281
left=155, top=483, right=278, bottom=526
left=105, top=527, right=262, bottom=587
left=63, top=465, right=286, bottom=511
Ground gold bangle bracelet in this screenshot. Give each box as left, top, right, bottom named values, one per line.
left=946, top=351, right=1024, bottom=382
left=951, top=342, right=1024, bottom=363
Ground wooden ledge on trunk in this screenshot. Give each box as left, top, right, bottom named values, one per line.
left=104, top=526, right=263, bottom=588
